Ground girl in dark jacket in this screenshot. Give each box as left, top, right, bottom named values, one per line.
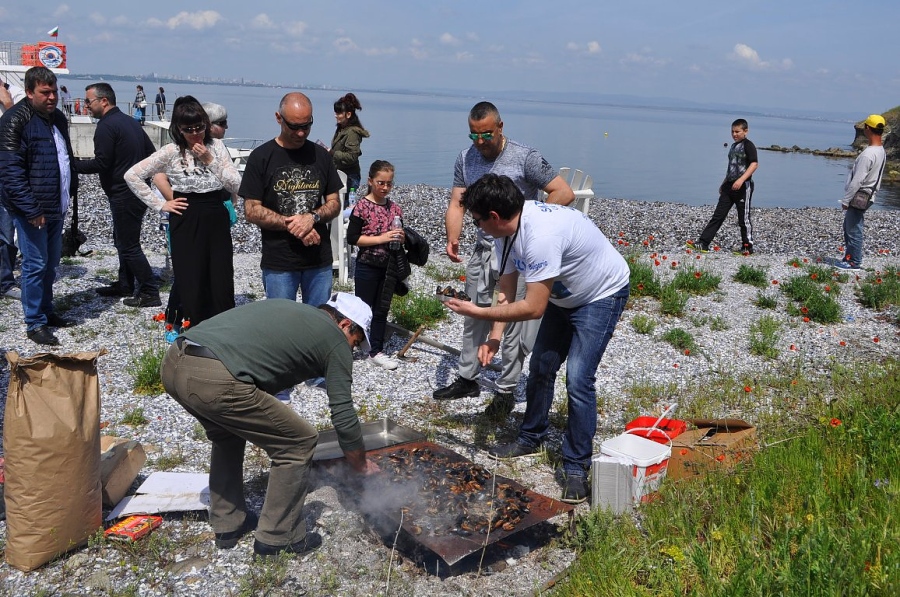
left=331, top=93, right=369, bottom=190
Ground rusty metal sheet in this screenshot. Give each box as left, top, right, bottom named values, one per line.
left=322, top=440, right=574, bottom=568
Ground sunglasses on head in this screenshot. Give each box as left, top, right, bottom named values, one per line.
left=280, top=114, right=314, bottom=131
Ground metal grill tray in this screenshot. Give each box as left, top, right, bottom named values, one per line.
left=313, top=418, right=425, bottom=461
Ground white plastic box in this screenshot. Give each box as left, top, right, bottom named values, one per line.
left=593, top=432, right=671, bottom=511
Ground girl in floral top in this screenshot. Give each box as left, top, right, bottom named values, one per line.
left=125, top=95, right=242, bottom=326
left=347, top=160, right=404, bottom=370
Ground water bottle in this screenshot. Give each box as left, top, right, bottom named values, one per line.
left=347, top=187, right=358, bottom=208
left=389, top=215, right=402, bottom=250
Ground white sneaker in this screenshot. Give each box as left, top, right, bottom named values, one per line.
left=369, top=352, right=399, bottom=370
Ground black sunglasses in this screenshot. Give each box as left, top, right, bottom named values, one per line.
left=280, top=114, right=314, bottom=131
left=212, top=119, right=227, bottom=128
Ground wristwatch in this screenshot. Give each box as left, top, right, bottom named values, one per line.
left=311, top=212, right=320, bottom=224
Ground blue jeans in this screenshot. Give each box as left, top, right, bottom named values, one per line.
left=842, top=206, right=865, bottom=268
left=519, top=285, right=630, bottom=478
left=262, top=265, right=332, bottom=306
left=0, top=203, right=17, bottom=293
left=13, top=214, right=63, bottom=331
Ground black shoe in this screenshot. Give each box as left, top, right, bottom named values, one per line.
left=46, top=313, right=74, bottom=328
left=484, top=391, right=515, bottom=419
left=696, top=241, right=710, bottom=253
left=215, top=512, right=258, bottom=549
left=123, top=293, right=163, bottom=308
left=96, top=284, right=132, bottom=297
left=27, top=325, right=59, bottom=346
left=488, top=441, right=541, bottom=460
left=433, top=377, right=480, bottom=400
left=561, top=475, right=589, bottom=504
left=253, top=532, right=323, bottom=559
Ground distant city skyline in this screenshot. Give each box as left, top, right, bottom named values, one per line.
left=2, top=1, right=898, bottom=116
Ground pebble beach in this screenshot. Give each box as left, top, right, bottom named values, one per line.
left=1, top=175, right=898, bottom=596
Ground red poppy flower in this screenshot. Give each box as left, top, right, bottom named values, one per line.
left=791, top=379, right=798, bottom=386
left=696, top=255, right=702, bottom=260
left=459, top=275, right=466, bottom=282
left=810, top=273, right=818, bottom=280
left=789, top=344, right=796, bottom=351
left=825, top=285, right=831, bottom=292
left=715, top=454, right=726, bottom=462
left=801, top=306, right=809, bottom=314
left=873, top=336, right=880, bottom=343
left=713, top=246, right=720, bottom=252
left=673, top=363, right=679, bottom=368
left=743, top=386, right=752, bottom=393
left=661, top=255, right=668, bottom=260
left=684, top=349, right=691, bottom=356
left=637, top=283, right=644, bottom=291
left=153, top=313, right=166, bottom=322
left=617, top=239, right=624, bottom=245
left=802, top=317, right=810, bottom=323
left=654, top=260, right=661, bottom=266
left=165, top=323, right=173, bottom=331
left=803, top=258, right=809, bottom=263
left=623, top=241, right=630, bottom=247
left=182, top=320, right=191, bottom=329
left=618, top=231, right=625, bottom=237
left=686, top=248, right=692, bottom=254
left=679, top=449, right=688, bottom=456
left=648, top=235, right=655, bottom=241
left=792, top=262, right=799, bottom=268
left=642, top=240, right=649, bottom=246
left=772, top=280, right=779, bottom=285
left=670, top=261, right=678, bottom=267
left=830, top=418, right=841, bottom=427
left=839, top=340, right=846, bottom=347
left=650, top=252, right=657, bottom=258
left=694, top=272, right=702, bottom=279
left=876, top=278, right=883, bottom=284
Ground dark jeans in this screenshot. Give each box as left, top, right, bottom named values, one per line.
left=12, top=213, right=63, bottom=331
left=161, top=341, right=319, bottom=546
left=519, top=285, right=629, bottom=478
left=354, top=261, right=388, bottom=356
left=699, top=181, right=754, bottom=249
left=109, top=194, right=158, bottom=296
left=0, top=203, right=17, bottom=293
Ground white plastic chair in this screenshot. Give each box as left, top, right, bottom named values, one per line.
left=330, top=171, right=350, bottom=284
left=558, top=167, right=593, bottom=214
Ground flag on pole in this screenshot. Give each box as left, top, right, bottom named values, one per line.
left=47, top=26, right=59, bottom=38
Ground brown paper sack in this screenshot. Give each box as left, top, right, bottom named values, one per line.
left=3, top=349, right=107, bottom=571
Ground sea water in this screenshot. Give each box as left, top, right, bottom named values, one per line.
left=71, top=80, right=898, bottom=211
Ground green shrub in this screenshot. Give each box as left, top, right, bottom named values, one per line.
left=390, top=291, right=448, bottom=330
left=858, top=266, right=900, bottom=311
left=130, top=343, right=166, bottom=395
left=630, top=313, right=657, bottom=335
left=661, top=327, right=696, bottom=354
left=121, top=407, right=148, bottom=426
left=733, top=263, right=768, bottom=288
left=749, top=315, right=781, bottom=359
left=672, top=266, right=721, bottom=295
left=755, top=291, right=777, bottom=310
left=626, top=253, right=662, bottom=298
left=659, top=283, right=687, bottom=317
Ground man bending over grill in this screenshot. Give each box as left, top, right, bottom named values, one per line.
left=160, top=293, right=379, bottom=558
left=445, top=174, right=630, bottom=504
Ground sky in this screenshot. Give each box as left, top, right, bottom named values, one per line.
left=2, top=0, right=898, bottom=117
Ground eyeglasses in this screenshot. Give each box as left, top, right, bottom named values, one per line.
left=372, top=180, right=394, bottom=188
left=468, top=132, right=493, bottom=141
left=180, top=124, right=206, bottom=134
left=84, top=97, right=104, bottom=106
left=280, top=114, right=314, bottom=131
left=212, top=119, right=227, bottom=128
left=471, top=214, right=486, bottom=227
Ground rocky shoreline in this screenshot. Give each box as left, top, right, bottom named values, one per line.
left=0, top=175, right=898, bottom=596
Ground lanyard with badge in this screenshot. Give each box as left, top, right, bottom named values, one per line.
left=491, top=218, right=520, bottom=307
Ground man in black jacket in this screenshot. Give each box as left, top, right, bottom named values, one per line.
left=0, top=67, right=78, bottom=345
left=75, top=82, right=160, bottom=306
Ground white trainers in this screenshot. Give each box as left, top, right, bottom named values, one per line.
left=369, top=352, right=399, bottom=370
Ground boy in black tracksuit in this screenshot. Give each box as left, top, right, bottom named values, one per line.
left=696, top=118, right=758, bottom=254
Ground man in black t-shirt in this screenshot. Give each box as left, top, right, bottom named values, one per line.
left=239, top=92, right=342, bottom=308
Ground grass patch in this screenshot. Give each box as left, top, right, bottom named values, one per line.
left=556, top=360, right=900, bottom=596
left=423, top=262, right=466, bottom=282
left=129, top=342, right=166, bottom=395
left=733, top=263, right=768, bottom=288
left=659, top=283, right=688, bottom=317
left=671, top=266, right=721, bottom=295
left=709, top=315, right=730, bottom=331
left=120, top=407, right=148, bottom=426
left=390, top=290, right=448, bottom=330
left=630, top=313, right=657, bottom=335
left=858, top=266, right=900, bottom=311
left=780, top=274, right=842, bottom=324
left=748, top=314, right=781, bottom=359
left=150, top=447, right=186, bottom=471
left=626, top=253, right=662, bottom=298
left=661, top=327, right=697, bottom=355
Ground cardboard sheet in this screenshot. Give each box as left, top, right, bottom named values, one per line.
left=107, top=472, right=209, bottom=520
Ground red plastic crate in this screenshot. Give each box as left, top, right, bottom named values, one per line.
left=625, top=416, right=687, bottom=444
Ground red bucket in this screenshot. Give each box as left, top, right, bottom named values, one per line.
left=625, top=416, right=687, bottom=444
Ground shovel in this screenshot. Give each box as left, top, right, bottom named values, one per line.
left=396, top=324, right=426, bottom=362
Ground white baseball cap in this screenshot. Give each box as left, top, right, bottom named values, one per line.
left=325, top=292, right=372, bottom=353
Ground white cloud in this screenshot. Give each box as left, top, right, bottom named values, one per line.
left=730, top=43, right=793, bottom=71
left=110, top=15, right=129, bottom=27
left=333, top=37, right=358, bottom=53
left=455, top=51, right=474, bottom=62
left=363, top=46, right=398, bottom=57
left=89, top=13, right=105, bottom=26
left=281, top=20, right=308, bottom=37
left=250, top=14, right=275, bottom=30
left=620, top=51, right=669, bottom=67
left=149, top=11, right=223, bottom=31
left=410, top=38, right=428, bottom=60
left=566, top=41, right=602, bottom=55
left=54, top=4, right=70, bottom=18
left=439, top=32, right=460, bottom=46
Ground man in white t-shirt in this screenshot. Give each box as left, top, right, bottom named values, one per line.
left=446, top=173, right=630, bottom=504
